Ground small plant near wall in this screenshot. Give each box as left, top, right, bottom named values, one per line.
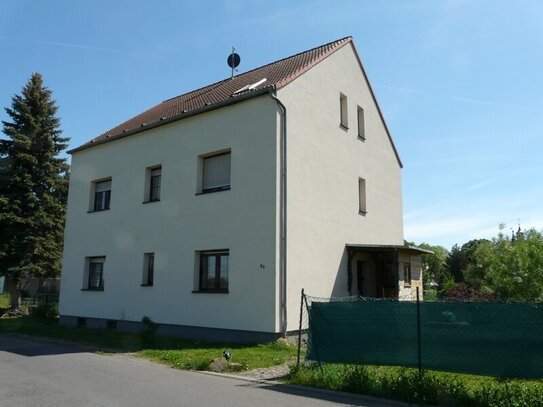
left=141, top=315, right=158, bottom=346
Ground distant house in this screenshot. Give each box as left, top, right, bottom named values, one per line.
left=59, top=37, right=426, bottom=342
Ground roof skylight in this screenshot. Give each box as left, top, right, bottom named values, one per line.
left=233, top=78, right=267, bottom=95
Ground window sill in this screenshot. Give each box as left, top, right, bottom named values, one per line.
left=141, top=283, right=153, bottom=287
left=192, top=290, right=228, bottom=294
left=358, top=210, right=367, bottom=216
left=81, top=288, right=104, bottom=291
left=358, top=135, right=366, bottom=142
left=196, top=186, right=231, bottom=195
left=340, top=124, right=349, bottom=131
left=142, top=200, right=160, bottom=204
left=87, top=208, right=110, bottom=213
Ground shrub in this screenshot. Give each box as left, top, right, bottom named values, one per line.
left=31, top=302, right=59, bottom=320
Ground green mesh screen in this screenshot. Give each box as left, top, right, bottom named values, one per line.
left=305, top=297, right=543, bottom=379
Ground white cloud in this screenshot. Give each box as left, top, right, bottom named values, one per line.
left=0, top=36, right=121, bottom=53
left=375, top=84, right=543, bottom=112
left=405, top=216, right=489, bottom=241
left=466, top=179, right=493, bottom=192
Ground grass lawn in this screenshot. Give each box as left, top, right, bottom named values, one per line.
left=0, top=293, right=9, bottom=309
left=288, top=364, right=543, bottom=406
left=0, top=316, right=297, bottom=371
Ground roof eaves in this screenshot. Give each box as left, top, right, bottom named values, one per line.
left=68, top=86, right=273, bottom=154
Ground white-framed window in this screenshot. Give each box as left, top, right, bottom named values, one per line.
left=199, top=151, right=231, bottom=193
left=144, top=166, right=161, bottom=202
left=357, top=106, right=365, bottom=140
left=358, top=178, right=367, bottom=214
left=91, top=179, right=111, bottom=211
left=197, top=250, right=229, bottom=292
left=340, top=93, right=348, bottom=129
left=142, top=253, right=154, bottom=286
left=84, top=257, right=105, bottom=290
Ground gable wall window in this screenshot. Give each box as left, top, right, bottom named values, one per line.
left=200, top=151, right=231, bottom=193
left=357, top=106, right=365, bottom=140
left=142, top=253, right=154, bottom=286
left=85, top=257, right=105, bottom=290
left=144, top=166, right=161, bottom=203
left=340, top=93, right=348, bottom=129
left=358, top=178, right=367, bottom=214
left=198, top=250, right=229, bottom=292
left=92, top=179, right=111, bottom=211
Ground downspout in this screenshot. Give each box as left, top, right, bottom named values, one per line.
left=269, top=88, right=288, bottom=337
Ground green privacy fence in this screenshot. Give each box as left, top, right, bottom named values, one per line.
left=302, top=291, right=543, bottom=379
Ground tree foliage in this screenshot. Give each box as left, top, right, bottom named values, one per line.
left=417, top=228, right=543, bottom=301
left=413, top=242, right=449, bottom=289
left=446, top=239, right=489, bottom=284
left=0, top=73, right=69, bottom=309
left=477, top=228, right=543, bottom=301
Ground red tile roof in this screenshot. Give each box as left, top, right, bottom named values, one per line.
left=72, top=36, right=353, bottom=152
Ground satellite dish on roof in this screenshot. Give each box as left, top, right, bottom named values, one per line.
left=227, top=47, right=240, bottom=78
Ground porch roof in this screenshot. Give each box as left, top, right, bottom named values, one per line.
left=346, top=244, right=433, bottom=255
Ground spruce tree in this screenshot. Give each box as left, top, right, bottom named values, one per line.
left=0, top=73, right=69, bottom=310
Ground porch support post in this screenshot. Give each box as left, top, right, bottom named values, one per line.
left=394, top=248, right=400, bottom=299
left=347, top=247, right=354, bottom=296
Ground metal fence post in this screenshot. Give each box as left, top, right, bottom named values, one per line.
left=416, top=286, right=422, bottom=375
left=297, top=288, right=305, bottom=368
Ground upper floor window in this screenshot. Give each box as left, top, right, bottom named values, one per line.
left=357, top=106, right=365, bottom=140
left=199, top=250, right=229, bottom=292
left=340, top=93, right=348, bottom=129
left=201, top=151, right=231, bottom=193
left=92, top=179, right=111, bottom=211
left=358, top=178, right=367, bottom=215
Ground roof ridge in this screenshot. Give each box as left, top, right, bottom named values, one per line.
left=228, top=35, right=352, bottom=81
left=161, top=36, right=352, bottom=104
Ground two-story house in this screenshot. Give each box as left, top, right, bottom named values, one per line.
left=59, top=37, right=426, bottom=342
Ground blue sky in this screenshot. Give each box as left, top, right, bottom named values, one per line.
left=1, top=0, right=542, bottom=249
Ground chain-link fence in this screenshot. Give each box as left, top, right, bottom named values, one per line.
left=297, top=289, right=543, bottom=379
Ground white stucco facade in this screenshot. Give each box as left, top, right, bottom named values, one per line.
left=277, top=43, right=404, bottom=331
left=60, top=96, right=282, bottom=333
left=59, top=39, right=417, bottom=340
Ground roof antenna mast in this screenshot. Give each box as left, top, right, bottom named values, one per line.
left=227, top=46, right=241, bottom=79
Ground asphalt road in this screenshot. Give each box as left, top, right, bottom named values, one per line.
left=0, top=334, right=404, bottom=407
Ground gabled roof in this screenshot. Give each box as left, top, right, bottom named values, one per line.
left=70, top=36, right=402, bottom=168
left=70, top=37, right=353, bottom=153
